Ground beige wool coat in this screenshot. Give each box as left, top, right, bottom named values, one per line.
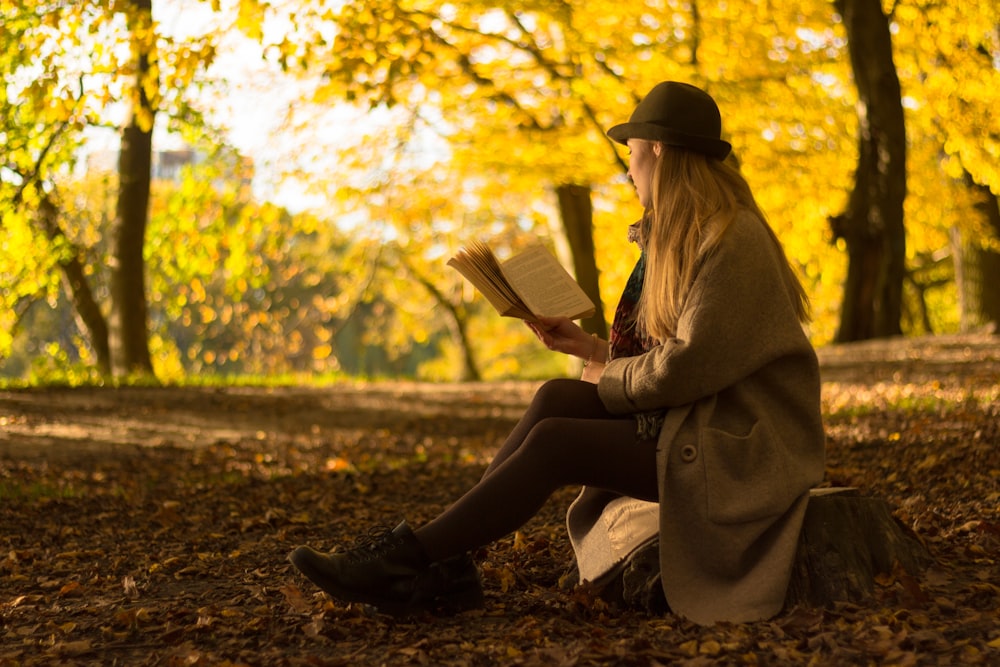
left=567, top=210, right=826, bottom=626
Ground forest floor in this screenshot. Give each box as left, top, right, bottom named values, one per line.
left=1, top=334, right=998, bottom=666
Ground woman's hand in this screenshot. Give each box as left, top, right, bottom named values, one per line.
left=526, top=316, right=602, bottom=362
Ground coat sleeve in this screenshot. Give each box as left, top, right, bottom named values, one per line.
left=598, top=213, right=810, bottom=414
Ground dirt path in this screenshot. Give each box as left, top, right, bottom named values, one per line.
left=815, top=332, right=1000, bottom=384
left=1, top=334, right=996, bottom=462
left=0, top=381, right=539, bottom=462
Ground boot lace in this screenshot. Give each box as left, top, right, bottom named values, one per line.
left=339, top=526, right=401, bottom=563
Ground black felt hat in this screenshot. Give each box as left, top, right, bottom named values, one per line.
left=607, top=81, right=732, bottom=159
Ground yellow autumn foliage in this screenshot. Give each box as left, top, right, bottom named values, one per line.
left=1, top=0, right=998, bottom=381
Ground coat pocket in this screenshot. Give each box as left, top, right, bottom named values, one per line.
left=701, top=422, right=797, bottom=525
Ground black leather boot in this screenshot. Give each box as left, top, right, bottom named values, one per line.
left=289, top=521, right=484, bottom=615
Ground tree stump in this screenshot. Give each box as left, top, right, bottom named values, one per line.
left=594, top=487, right=933, bottom=612
left=784, top=487, right=933, bottom=608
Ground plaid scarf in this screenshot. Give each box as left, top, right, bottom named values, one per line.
left=607, top=221, right=665, bottom=440
left=608, top=252, right=650, bottom=361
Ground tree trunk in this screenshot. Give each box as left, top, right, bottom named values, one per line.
left=953, top=178, right=1000, bottom=333
left=830, top=0, right=907, bottom=343
left=110, top=0, right=156, bottom=378
left=38, top=196, right=112, bottom=376
left=555, top=183, right=607, bottom=339
left=401, top=256, right=482, bottom=382
left=446, top=308, right=481, bottom=382
left=785, top=488, right=932, bottom=608
left=594, top=488, right=933, bottom=614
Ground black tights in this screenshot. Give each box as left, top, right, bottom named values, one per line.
left=414, top=378, right=659, bottom=562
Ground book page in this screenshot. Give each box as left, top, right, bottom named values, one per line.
left=500, top=245, right=595, bottom=320
left=446, top=242, right=534, bottom=319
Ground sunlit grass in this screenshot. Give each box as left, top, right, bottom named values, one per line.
left=169, top=371, right=353, bottom=388
left=822, top=380, right=999, bottom=418
left=0, top=370, right=356, bottom=391
left=0, top=480, right=84, bottom=501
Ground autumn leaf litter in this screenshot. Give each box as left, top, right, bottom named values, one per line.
left=1, top=336, right=998, bottom=665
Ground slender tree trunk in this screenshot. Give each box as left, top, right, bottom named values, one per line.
left=38, top=196, right=112, bottom=376
left=399, top=253, right=482, bottom=381
left=446, top=307, right=481, bottom=382
left=110, top=0, right=156, bottom=378
left=953, top=177, right=1000, bottom=333
left=555, top=183, right=607, bottom=339
left=831, top=0, right=907, bottom=342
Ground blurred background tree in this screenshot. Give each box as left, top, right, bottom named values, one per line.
left=1, top=0, right=998, bottom=385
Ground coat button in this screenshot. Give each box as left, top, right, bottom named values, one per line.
left=680, top=444, right=698, bottom=462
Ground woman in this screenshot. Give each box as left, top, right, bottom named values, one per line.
left=289, top=81, right=826, bottom=625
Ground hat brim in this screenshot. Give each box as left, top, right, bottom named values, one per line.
left=607, top=122, right=732, bottom=160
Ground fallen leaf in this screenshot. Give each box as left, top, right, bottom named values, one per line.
left=58, top=581, right=83, bottom=597
left=280, top=584, right=312, bottom=614
left=54, top=640, right=91, bottom=656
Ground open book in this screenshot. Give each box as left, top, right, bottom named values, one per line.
left=447, top=241, right=596, bottom=321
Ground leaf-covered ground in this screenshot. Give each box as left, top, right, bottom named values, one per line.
left=1, top=335, right=998, bottom=666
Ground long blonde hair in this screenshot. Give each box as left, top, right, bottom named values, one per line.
left=637, top=145, right=810, bottom=342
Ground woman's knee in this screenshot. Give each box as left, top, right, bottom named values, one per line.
left=534, top=377, right=580, bottom=400
left=531, top=378, right=599, bottom=413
